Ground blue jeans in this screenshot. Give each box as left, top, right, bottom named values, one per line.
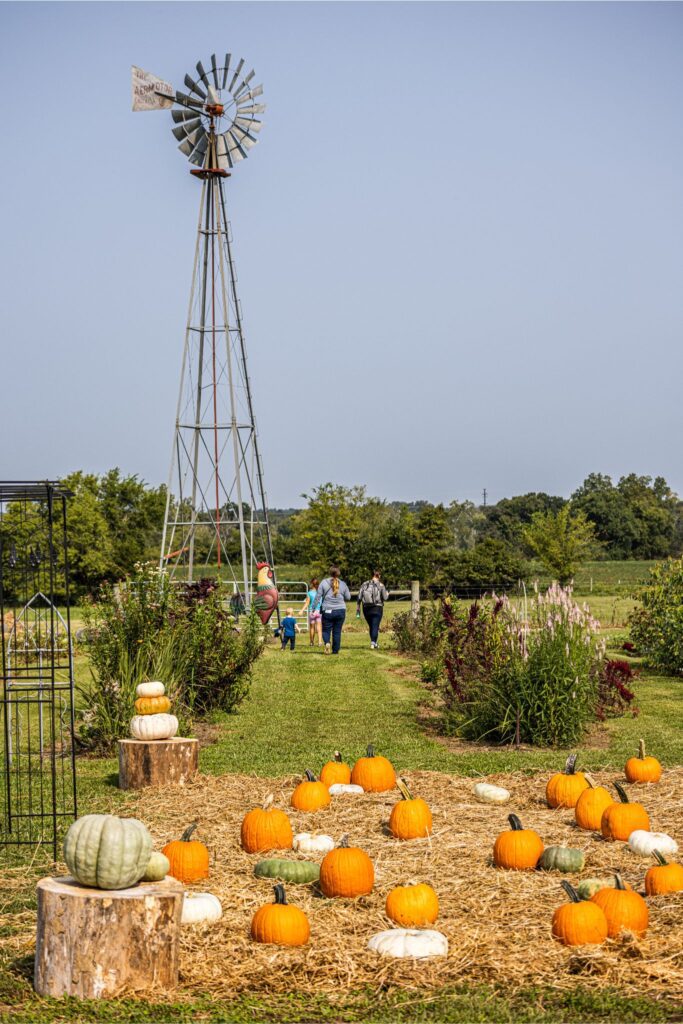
left=363, top=605, right=383, bottom=643
left=322, top=609, right=346, bottom=654
left=281, top=635, right=295, bottom=650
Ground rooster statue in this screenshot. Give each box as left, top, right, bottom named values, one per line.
left=253, top=561, right=279, bottom=625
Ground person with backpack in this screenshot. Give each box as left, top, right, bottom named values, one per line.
left=316, top=566, right=351, bottom=655
left=356, top=570, right=389, bottom=649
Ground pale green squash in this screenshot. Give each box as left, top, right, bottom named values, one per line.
left=254, top=858, right=320, bottom=884
left=537, top=846, right=585, bottom=873
left=143, top=851, right=171, bottom=881
left=63, top=814, right=153, bottom=890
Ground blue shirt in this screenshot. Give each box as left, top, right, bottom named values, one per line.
left=307, top=588, right=318, bottom=610
left=281, top=616, right=297, bottom=637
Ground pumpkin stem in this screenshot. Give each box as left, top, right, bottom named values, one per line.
left=262, top=794, right=274, bottom=811
left=273, top=883, right=288, bottom=905
left=366, top=744, right=375, bottom=758
left=613, top=781, right=630, bottom=804
left=397, top=777, right=413, bottom=801
left=339, top=834, right=350, bottom=848
left=565, top=754, right=578, bottom=775
left=180, top=823, right=198, bottom=842
left=583, top=773, right=596, bottom=789
left=638, top=738, right=646, bottom=760
left=304, top=769, right=316, bottom=782
left=614, top=873, right=627, bottom=890
left=508, top=813, right=524, bottom=831
left=652, top=849, right=668, bottom=867
left=333, top=751, right=342, bottom=763
left=560, top=880, right=581, bottom=903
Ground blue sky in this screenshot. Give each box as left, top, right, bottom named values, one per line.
left=1, top=2, right=681, bottom=506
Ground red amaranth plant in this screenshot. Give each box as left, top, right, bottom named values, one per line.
left=596, top=658, right=639, bottom=720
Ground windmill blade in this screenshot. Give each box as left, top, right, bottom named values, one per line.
left=217, top=133, right=234, bottom=169
left=235, top=116, right=263, bottom=133
left=175, top=90, right=204, bottom=110
left=172, top=108, right=199, bottom=123
left=184, top=73, right=207, bottom=100
left=206, top=85, right=220, bottom=105
left=221, top=53, right=232, bottom=89
left=228, top=58, right=244, bottom=93
left=210, top=54, right=220, bottom=88
left=235, top=85, right=263, bottom=104
left=189, top=136, right=208, bottom=166
left=232, top=128, right=257, bottom=149
left=227, top=129, right=248, bottom=160
left=233, top=69, right=255, bottom=100
left=172, top=118, right=202, bottom=140
left=196, top=60, right=209, bottom=84
left=235, top=102, right=266, bottom=116
left=216, top=150, right=231, bottom=171
left=178, top=137, right=194, bottom=157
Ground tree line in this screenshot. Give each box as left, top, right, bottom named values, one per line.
left=1, top=470, right=679, bottom=597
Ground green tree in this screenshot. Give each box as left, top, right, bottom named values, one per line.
left=285, top=483, right=368, bottom=572
left=523, top=505, right=598, bottom=584
left=572, top=473, right=678, bottom=559
left=348, top=505, right=424, bottom=585
left=480, top=492, right=566, bottom=547
left=630, top=556, right=683, bottom=674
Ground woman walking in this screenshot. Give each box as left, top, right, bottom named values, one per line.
left=316, top=566, right=351, bottom=655
left=300, top=577, right=323, bottom=646
left=356, top=570, right=389, bottom=649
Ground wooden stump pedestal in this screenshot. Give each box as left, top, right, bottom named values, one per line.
left=34, top=876, right=184, bottom=998
left=118, top=737, right=198, bottom=790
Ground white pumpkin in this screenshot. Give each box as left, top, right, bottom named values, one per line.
left=628, top=830, right=679, bottom=858
left=130, top=713, right=178, bottom=741
left=181, top=892, right=223, bottom=925
left=136, top=681, right=166, bottom=698
left=328, top=783, right=364, bottom=795
left=367, top=928, right=448, bottom=959
left=473, top=782, right=510, bottom=804
left=293, top=832, right=335, bottom=854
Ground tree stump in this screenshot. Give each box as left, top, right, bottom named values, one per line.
left=34, top=876, right=184, bottom=998
left=118, top=737, right=198, bottom=790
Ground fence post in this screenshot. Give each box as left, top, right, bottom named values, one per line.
left=410, top=580, right=420, bottom=622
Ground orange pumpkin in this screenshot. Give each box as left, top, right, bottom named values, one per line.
left=250, top=884, right=310, bottom=946
left=389, top=778, right=432, bottom=840
left=600, top=782, right=650, bottom=842
left=625, top=739, right=662, bottom=784
left=645, top=850, right=683, bottom=896
left=320, top=751, right=351, bottom=788
left=241, top=795, right=294, bottom=853
left=552, top=881, right=608, bottom=947
left=386, top=883, right=439, bottom=927
left=590, top=873, right=649, bottom=937
left=134, top=695, right=172, bottom=716
left=546, top=754, right=589, bottom=809
left=319, top=834, right=374, bottom=897
left=162, top=822, right=209, bottom=883
left=493, top=814, right=544, bottom=870
left=574, top=775, right=615, bottom=832
left=350, top=744, right=396, bottom=792
left=291, top=770, right=331, bottom=812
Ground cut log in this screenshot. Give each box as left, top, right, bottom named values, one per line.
left=118, top=737, right=198, bottom=790
left=34, top=875, right=184, bottom=998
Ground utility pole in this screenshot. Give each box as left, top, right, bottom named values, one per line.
left=482, top=488, right=487, bottom=508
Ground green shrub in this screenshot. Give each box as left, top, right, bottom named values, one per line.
left=391, top=604, right=445, bottom=656
left=629, top=557, right=683, bottom=674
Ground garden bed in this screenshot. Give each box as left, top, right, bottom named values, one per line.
left=2, top=768, right=682, bottom=1003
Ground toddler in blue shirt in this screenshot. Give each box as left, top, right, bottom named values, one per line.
left=280, top=608, right=300, bottom=651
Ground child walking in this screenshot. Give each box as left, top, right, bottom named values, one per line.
left=280, top=607, right=300, bottom=651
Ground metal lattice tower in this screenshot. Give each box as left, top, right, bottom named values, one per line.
left=133, top=55, right=275, bottom=603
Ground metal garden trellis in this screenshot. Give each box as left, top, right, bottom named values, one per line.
left=0, top=482, right=77, bottom=860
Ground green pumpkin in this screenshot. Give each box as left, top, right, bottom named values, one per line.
left=537, top=846, right=585, bottom=873
left=254, top=858, right=320, bottom=884
left=64, top=814, right=153, bottom=890
left=576, top=877, right=620, bottom=900
left=142, top=851, right=170, bottom=882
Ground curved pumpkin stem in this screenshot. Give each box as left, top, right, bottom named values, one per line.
left=508, top=813, right=524, bottom=831
left=338, top=834, right=350, bottom=848
left=396, top=778, right=413, bottom=801
left=333, top=751, right=343, bottom=763
left=638, top=739, right=646, bottom=760
left=262, top=794, right=274, bottom=811
left=366, top=744, right=375, bottom=758
left=560, top=880, right=581, bottom=903
left=180, top=823, right=198, bottom=842
left=613, top=781, right=630, bottom=804
left=614, top=873, right=627, bottom=890
left=583, top=773, right=596, bottom=789
left=652, top=849, right=668, bottom=866
left=273, top=883, right=287, bottom=904
left=304, top=769, right=316, bottom=782
left=565, top=754, right=579, bottom=775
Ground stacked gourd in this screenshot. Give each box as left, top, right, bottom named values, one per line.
left=241, top=746, right=448, bottom=958
left=130, top=680, right=179, bottom=742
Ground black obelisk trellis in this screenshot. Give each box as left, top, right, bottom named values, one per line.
left=0, top=482, right=77, bottom=860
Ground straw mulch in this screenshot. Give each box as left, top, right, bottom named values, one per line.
left=126, top=767, right=683, bottom=1001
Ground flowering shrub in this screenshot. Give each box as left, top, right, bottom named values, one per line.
left=629, top=556, right=683, bottom=674
left=596, top=659, right=639, bottom=720
left=441, top=584, right=609, bottom=747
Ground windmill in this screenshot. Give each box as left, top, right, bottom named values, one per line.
left=132, top=56, right=276, bottom=610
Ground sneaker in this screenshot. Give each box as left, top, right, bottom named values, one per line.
left=370, top=641, right=376, bottom=649
left=324, top=642, right=331, bottom=655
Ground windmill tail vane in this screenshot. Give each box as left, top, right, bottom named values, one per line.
left=133, top=54, right=276, bottom=618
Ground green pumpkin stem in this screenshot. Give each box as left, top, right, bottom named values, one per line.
left=304, top=769, right=316, bottom=782
left=397, top=777, right=413, bottom=801
left=652, top=849, right=668, bottom=866
left=273, top=883, right=287, bottom=905
left=333, top=751, right=342, bottom=763
left=180, top=823, right=198, bottom=842
left=613, top=781, right=630, bottom=804
left=508, top=813, right=524, bottom=831
left=565, top=754, right=579, bottom=775
left=638, top=739, right=646, bottom=760
left=614, top=873, right=627, bottom=890
left=367, top=744, right=375, bottom=758
left=560, top=880, right=581, bottom=903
